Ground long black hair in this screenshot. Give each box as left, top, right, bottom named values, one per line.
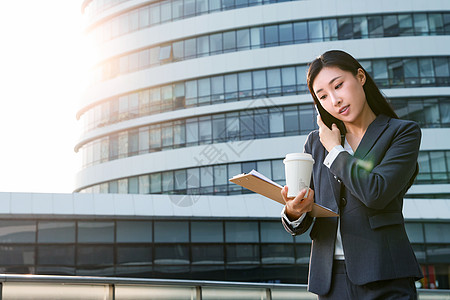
left=307, top=50, right=398, bottom=134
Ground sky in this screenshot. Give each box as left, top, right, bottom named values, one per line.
left=0, top=1, right=88, bottom=193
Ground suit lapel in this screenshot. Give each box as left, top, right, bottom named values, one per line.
left=326, top=170, right=341, bottom=213
left=323, top=144, right=340, bottom=213
left=354, top=114, right=390, bottom=159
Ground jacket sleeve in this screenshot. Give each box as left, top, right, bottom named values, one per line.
left=282, top=213, right=314, bottom=236
left=329, top=121, right=421, bottom=210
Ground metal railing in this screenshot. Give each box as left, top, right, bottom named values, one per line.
left=0, top=274, right=448, bottom=300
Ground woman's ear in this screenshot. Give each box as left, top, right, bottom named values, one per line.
left=357, top=68, right=366, bottom=85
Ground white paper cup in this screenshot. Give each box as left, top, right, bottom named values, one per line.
left=283, top=153, right=314, bottom=198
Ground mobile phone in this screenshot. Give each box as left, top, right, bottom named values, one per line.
left=315, top=104, right=346, bottom=145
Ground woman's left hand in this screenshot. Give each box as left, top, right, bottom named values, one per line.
left=317, top=115, right=341, bottom=152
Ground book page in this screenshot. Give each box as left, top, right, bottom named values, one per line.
left=248, top=169, right=283, bottom=188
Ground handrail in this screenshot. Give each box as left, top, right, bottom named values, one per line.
left=0, top=274, right=448, bottom=300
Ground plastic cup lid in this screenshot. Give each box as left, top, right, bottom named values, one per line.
left=283, top=153, right=314, bottom=163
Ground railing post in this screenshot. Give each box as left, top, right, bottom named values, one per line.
left=109, top=283, right=115, bottom=300
left=266, top=287, right=271, bottom=300
left=196, top=286, right=202, bottom=300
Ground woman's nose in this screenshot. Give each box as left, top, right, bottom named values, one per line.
left=330, top=93, right=342, bottom=106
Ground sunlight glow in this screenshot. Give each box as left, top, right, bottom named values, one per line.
left=0, top=1, right=91, bottom=193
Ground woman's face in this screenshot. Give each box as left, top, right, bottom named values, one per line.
left=312, top=66, right=368, bottom=124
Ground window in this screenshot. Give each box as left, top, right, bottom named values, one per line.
left=150, top=173, right=162, bottom=193
left=139, top=175, right=150, bottom=194
left=279, top=23, right=293, bottom=44
left=78, top=222, right=114, bottom=243
left=139, top=6, right=150, bottom=28
left=198, top=78, right=211, bottom=104
left=338, top=17, right=352, bottom=39
left=225, top=74, right=238, bottom=100
left=162, top=171, right=173, bottom=192
left=399, top=14, right=413, bottom=35
left=172, top=41, right=184, bottom=61
left=353, top=16, right=368, bottom=38
left=210, top=33, right=223, bottom=54
left=223, top=31, right=236, bottom=52
left=199, top=116, right=212, bottom=143
left=197, top=36, right=209, bottom=57
left=160, top=0, right=172, bottom=23
left=117, top=221, right=152, bottom=242
left=225, top=221, right=259, bottom=242
left=267, top=68, right=281, bottom=94
left=38, top=222, right=75, bottom=243
left=308, top=20, right=323, bottom=42
left=264, top=25, right=278, bottom=46
left=368, top=15, right=383, bottom=37
left=252, top=70, right=267, bottom=97
left=77, top=246, right=113, bottom=265
left=0, top=221, right=36, bottom=243
left=172, top=0, right=183, bottom=20
left=239, top=111, right=254, bottom=138
left=184, top=0, right=196, bottom=17
left=187, top=168, right=200, bottom=190
left=269, top=110, right=284, bottom=136
left=323, top=19, right=338, bottom=41
left=174, top=170, right=187, bottom=191
left=281, top=67, right=296, bottom=94
left=117, top=246, right=152, bottom=265
left=214, top=165, right=228, bottom=190
left=185, top=80, right=198, bottom=107
left=250, top=27, right=263, bottom=48
left=159, top=45, right=172, bottom=61
left=293, top=21, right=308, bottom=43
left=196, top=0, right=208, bottom=14
left=226, top=244, right=260, bottom=264
left=237, top=29, right=250, bottom=50
left=226, top=113, right=239, bottom=139
left=212, top=115, right=226, bottom=141
left=186, top=118, right=199, bottom=145
left=238, top=72, right=252, bottom=99
left=383, top=15, right=399, bottom=37
left=128, top=176, right=139, bottom=193
left=211, top=76, right=225, bottom=102
left=38, top=245, right=75, bottom=266
left=414, top=13, right=429, bottom=35
left=192, top=245, right=224, bottom=264
left=184, top=38, right=196, bottom=58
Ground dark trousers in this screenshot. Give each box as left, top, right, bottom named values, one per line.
left=318, top=260, right=418, bottom=300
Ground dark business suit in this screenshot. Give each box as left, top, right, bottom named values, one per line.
left=282, top=114, right=423, bottom=296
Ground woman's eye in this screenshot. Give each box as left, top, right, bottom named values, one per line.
left=319, top=95, right=327, bottom=100
left=335, top=82, right=343, bottom=89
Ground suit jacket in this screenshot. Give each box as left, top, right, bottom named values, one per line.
left=282, top=114, right=423, bottom=296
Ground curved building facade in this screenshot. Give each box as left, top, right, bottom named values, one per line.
left=75, top=0, right=450, bottom=288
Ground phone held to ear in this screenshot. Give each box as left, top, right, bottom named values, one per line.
left=315, top=104, right=346, bottom=145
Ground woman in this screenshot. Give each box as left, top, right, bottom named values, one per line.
left=281, top=50, right=423, bottom=299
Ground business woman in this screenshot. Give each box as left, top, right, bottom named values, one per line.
left=281, top=50, right=423, bottom=299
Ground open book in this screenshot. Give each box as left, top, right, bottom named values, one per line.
left=229, top=170, right=338, bottom=217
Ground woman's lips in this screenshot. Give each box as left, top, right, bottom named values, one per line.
left=339, top=105, right=349, bottom=115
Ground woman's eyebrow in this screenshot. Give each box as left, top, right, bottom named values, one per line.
left=315, top=76, right=342, bottom=94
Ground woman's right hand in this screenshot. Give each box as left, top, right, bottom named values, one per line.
left=281, top=186, right=314, bottom=221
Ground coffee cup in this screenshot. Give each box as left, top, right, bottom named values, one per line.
left=283, top=153, right=314, bottom=198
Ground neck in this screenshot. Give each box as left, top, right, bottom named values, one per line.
left=344, top=105, right=377, bottom=138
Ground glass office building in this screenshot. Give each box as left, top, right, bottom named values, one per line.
left=5, top=0, right=442, bottom=289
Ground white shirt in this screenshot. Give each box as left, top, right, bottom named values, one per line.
left=282, top=139, right=354, bottom=260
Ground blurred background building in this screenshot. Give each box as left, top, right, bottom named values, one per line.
left=0, top=0, right=449, bottom=290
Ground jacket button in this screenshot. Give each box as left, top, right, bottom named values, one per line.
left=340, top=197, right=347, bottom=207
